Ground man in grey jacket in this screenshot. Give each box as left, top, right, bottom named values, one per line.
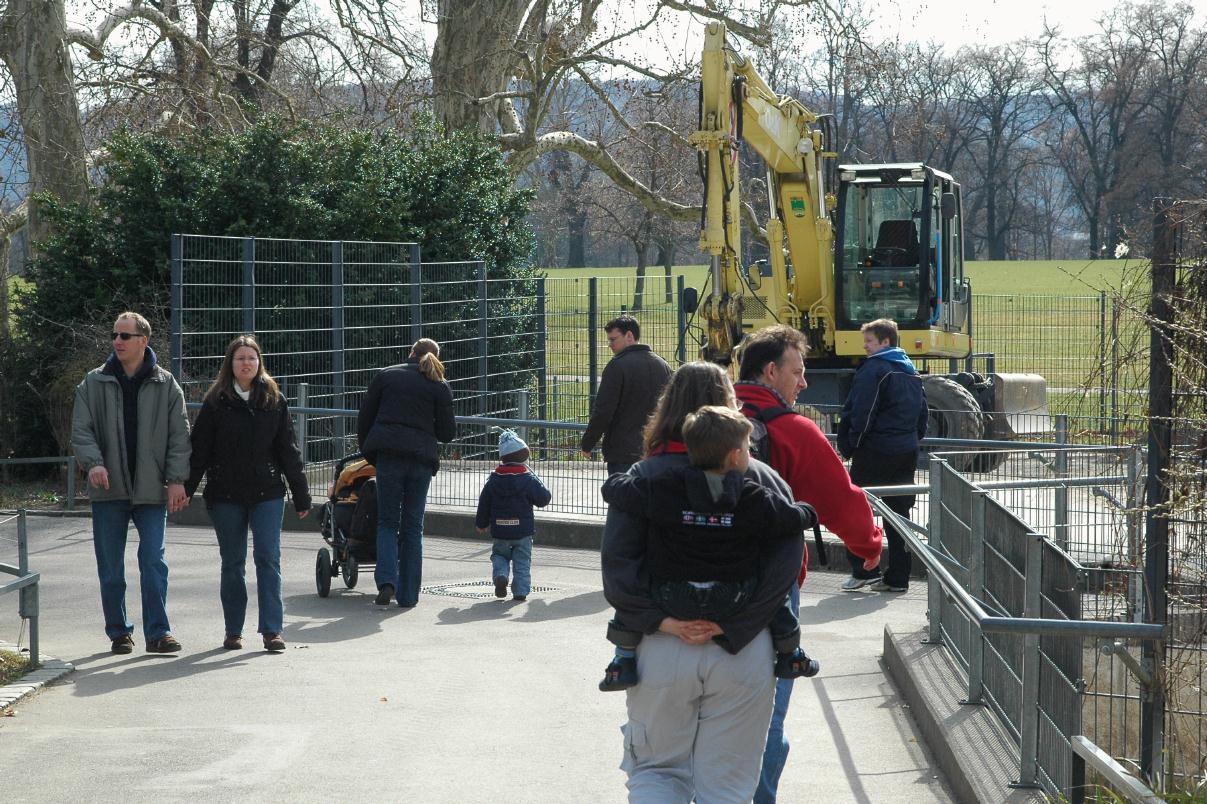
left=580, top=315, right=672, bottom=475
left=71, top=312, right=192, bottom=654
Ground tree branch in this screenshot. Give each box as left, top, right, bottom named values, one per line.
left=505, top=130, right=698, bottom=223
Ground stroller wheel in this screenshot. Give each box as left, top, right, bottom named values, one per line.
left=316, top=548, right=333, bottom=598
left=342, top=553, right=359, bottom=589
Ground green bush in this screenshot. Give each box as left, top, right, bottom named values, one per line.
left=3, top=116, right=536, bottom=458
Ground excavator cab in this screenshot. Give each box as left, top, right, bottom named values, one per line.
left=832, top=163, right=971, bottom=358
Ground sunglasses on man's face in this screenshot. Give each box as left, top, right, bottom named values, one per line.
left=112, top=332, right=144, bottom=341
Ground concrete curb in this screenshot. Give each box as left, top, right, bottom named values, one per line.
left=881, top=625, right=1046, bottom=804
left=0, top=641, right=74, bottom=713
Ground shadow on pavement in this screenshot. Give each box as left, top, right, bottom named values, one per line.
left=799, top=589, right=898, bottom=625
left=67, top=647, right=255, bottom=697
left=434, top=589, right=609, bottom=626
left=280, top=590, right=410, bottom=643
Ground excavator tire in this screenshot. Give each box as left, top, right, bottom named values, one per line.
left=920, top=375, right=985, bottom=473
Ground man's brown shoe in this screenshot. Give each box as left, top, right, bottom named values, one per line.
left=146, top=634, right=182, bottom=653
left=263, top=633, right=286, bottom=652
left=223, top=635, right=243, bottom=650
left=111, top=635, right=135, bottom=654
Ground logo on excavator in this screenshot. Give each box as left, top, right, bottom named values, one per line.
left=790, top=197, right=807, bottom=217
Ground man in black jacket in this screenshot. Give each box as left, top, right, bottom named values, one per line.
left=579, top=315, right=672, bottom=475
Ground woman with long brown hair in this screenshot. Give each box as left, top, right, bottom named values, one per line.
left=185, top=335, right=311, bottom=652
left=600, top=361, right=804, bottom=800
left=356, top=338, right=456, bottom=608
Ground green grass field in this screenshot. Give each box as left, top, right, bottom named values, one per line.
left=538, top=259, right=1150, bottom=421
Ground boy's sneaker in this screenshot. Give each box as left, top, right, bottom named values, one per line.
left=774, top=648, right=820, bottom=679
left=869, top=580, right=908, bottom=593
left=599, top=656, right=639, bottom=692
left=841, top=573, right=881, bottom=592
left=493, top=576, right=508, bottom=598
left=111, top=634, right=135, bottom=654
left=375, top=584, right=394, bottom=606
left=512, top=595, right=527, bottom=602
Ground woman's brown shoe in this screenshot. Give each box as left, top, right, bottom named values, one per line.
left=263, top=633, right=286, bottom=652
left=223, top=634, right=243, bottom=650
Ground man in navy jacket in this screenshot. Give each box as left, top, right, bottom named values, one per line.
left=836, top=318, right=928, bottom=592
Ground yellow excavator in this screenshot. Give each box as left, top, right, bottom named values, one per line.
left=687, top=21, right=1047, bottom=462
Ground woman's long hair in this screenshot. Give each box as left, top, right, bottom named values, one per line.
left=642, top=361, right=737, bottom=456
left=411, top=337, right=446, bottom=382
left=204, top=334, right=282, bottom=409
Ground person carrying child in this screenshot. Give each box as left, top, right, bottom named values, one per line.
left=475, top=430, right=551, bottom=602
left=598, top=405, right=819, bottom=692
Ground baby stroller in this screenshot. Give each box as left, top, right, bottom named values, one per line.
left=316, top=453, right=378, bottom=597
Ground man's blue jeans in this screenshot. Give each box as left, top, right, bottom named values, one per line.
left=91, top=500, right=171, bottom=642
left=374, top=453, right=433, bottom=607
left=491, top=536, right=533, bottom=597
left=755, top=582, right=801, bottom=803
left=209, top=497, right=286, bottom=636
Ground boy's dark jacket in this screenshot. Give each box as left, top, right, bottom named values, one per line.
left=601, top=448, right=804, bottom=654
left=836, top=347, right=928, bottom=458
left=185, top=391, right=311, bottom=511
left=475, top=464, right=552, bottom=539
left=357, top=359, right=456, bottom=472
left=602, top=466, right=815, bottom=583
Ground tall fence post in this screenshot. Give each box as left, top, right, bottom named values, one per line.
left=16, top=510, right=37, bottom=667
left=170, top=234, right=183, bottom=380
left=332, top=241, right=346, bottom=457
left=1141, top=198, right=1175, bottom=787
left=66, top=456, right=76, bottom=511
left=676, top=274, right=687, bottom=365
left=1098, top=290, right=1107, bottom=424
left=537, top=276, right=548, bottom=439
left=296, top=382, right=309, bottom=465
left=409, top=243, right=422, bottom=346
left=1110, top=298, right=1120, bottom=432
left=478, top=261, right=489, bottom=417
left=1126, top=446, right=1145, bottom=623
left=517, top=389, right=530, bottom=446
left=241, top=237, right=256, bottom=334
left=925, top=456, right=944, bottom=645
left=964, top=490, right=988, bottom=705
left=1054, top=414, right=1069, bottom=550
left=588, top=277, right=599, bottom=405
left=1015, top=530, right=1044, bottom=788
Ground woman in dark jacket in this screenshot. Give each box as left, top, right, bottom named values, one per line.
left=357, top=338, right=456, bottom=608
left=185, top=335, right=311, bottom=652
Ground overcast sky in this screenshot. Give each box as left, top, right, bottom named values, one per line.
left=865, top=0, right=1122, bottom=49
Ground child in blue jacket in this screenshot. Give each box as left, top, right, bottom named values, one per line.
left=475, top=430, right=551, bottom=601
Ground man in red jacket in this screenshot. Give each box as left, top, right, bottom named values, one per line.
left=735, top=324, right=884, bottom=804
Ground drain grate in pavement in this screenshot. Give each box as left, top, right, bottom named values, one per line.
left=421, top=580, right=560, bottom=599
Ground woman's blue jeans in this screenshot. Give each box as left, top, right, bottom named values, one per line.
left=373, top=453, right=433, bottom=607
left=91, top=500, right=171, bottom=642
left=209, top=497, right=286, bottom=636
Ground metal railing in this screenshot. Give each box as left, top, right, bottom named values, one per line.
left=871, top=449, right=1166, bottom=801
left=0, top=511, right=40, bottom=667
left=0, top=457, right=78, bottom=511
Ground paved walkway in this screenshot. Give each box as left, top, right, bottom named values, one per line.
left=0, top=517, right=954, bottom=803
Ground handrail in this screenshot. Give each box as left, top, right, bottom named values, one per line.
left=865, top=493, right=1164, bottom=641
left=1071, top=736, right=1165, bottom=804
left=0, top=511, right=40, bottom=666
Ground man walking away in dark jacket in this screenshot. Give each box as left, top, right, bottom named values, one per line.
left=476, top=430, right=551, bottom=602
left=836, top=318, right=928, bottom=593
left=580, top=315, right=672, bottom=475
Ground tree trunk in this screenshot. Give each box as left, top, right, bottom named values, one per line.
left=0, top=0, right=91, bottom=245
left=431, top=0, right=529, bottom=133
left=657, top=242, right=674, bottom=303
left=567, top=208, right=588, bottom=268
left=632, top=242, right=647, bottom=312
